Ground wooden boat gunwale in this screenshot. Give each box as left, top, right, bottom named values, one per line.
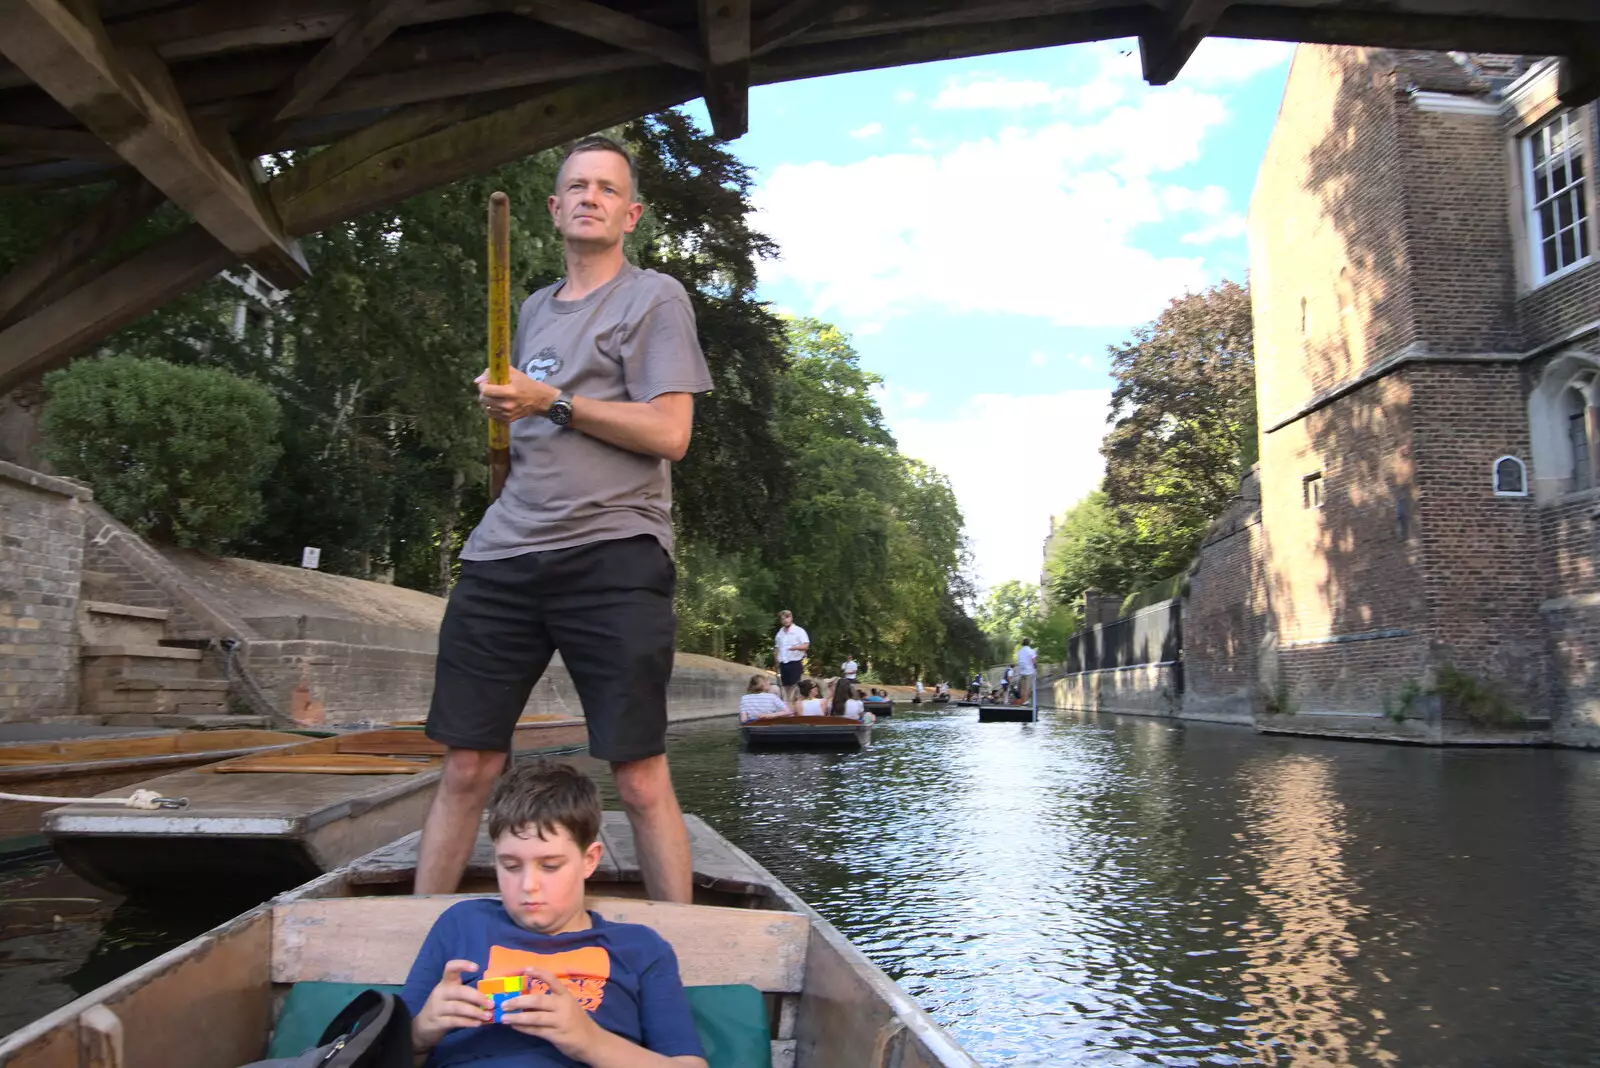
left=740, top=714, right=871, bottom=749
left=0, top=820, right=982, bottom=1068
left=0, top=729, right=319, bottom=785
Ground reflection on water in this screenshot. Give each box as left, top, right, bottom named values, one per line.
left=6, top=710, right=1600, bottom=1066
left=639, top=711, right=1600, bottom=1067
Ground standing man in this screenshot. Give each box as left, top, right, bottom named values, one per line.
left=841, top=653, right=859, bottom=684
left=774, top=610, right=809, bottom=700
left=414, top=136, right=713, bottom=902
left=1017, top=639, right=1038, bottom=706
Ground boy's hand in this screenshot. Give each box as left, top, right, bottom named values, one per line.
left=412, top=960, right=492, bottom=1050
left=501, top=967, right=601, bottom=1060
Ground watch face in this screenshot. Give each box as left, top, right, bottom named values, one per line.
left=548, top=399, right=573, bottom=426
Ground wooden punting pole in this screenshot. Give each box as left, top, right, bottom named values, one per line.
left=486, top=191, right=512, bottom=501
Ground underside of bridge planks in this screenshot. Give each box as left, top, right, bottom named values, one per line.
left=0, top=0, right=1597, bottom=392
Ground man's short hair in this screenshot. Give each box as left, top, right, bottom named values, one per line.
left=488, top=760, right=601, bottom=849
left=779, top=609, right=793, bottom=617
left=559, top=135, right=640, bottom=201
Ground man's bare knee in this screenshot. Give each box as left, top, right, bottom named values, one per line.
left=611, top=755, right=676, bottom=814
left=439, top=748, right=506, bottom=796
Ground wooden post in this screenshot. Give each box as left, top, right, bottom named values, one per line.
left=486, top=190, right=511, bottom=501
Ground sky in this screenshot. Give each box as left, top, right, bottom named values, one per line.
left=680, top=37, right=1296, bottom=594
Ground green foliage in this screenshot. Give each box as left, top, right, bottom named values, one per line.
left=975, top=580, right=1040, bottom=663
left=1032, top=604, right=1079, bottom=664
left=1433, top=665, right=1523, bottom=727
left=1042, top=281, right=1255, bottom=610
left=42, top=356, right=281, bottom=549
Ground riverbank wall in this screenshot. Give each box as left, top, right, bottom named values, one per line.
left=0, top=461, right=758, bottom=729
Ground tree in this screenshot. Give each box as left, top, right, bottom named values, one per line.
left=975, top=580, right=1040, bottom=663
left=1042, top=491, right=1147, bottom=611
left=42, top=356, right=280, bottom=549
left=1099, top=279, right=1254, bottom=582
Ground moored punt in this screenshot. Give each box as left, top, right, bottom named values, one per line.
left=977, top=705, right=1035, bottom=723
left=0, top=817, right=981, bottom=1068
left=41, top=717, right=587, bottom=897
left=930, top=694, right=951, bottom=705
left=0, top=729, right=314, bottom=842
left=864, top=699, right=895, bottom=717
left=742, top=715, right=870, bottom=750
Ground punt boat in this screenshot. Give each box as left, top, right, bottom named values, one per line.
left=0, top=729, right=312, bottom=843
left=976, top=705, right=1035, bottom=723
left=41, top=717, right=587, bottom=897
left=863, top=699, right=895, bottom=717
left=0, top=815, right=981, bottom=1068
left=742, top=714, right=870, bottom=750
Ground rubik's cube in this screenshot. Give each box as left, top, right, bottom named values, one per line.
left=477, top=975, right=527, bottom=1022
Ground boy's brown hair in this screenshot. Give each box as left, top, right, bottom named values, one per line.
left=487, top=760, right=601, bottom=849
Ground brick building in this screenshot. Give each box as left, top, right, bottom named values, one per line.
left=1239, top=47, right=1600, bottom=745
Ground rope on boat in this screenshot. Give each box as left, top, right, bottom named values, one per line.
left=0, top=789, right=188, bottom=809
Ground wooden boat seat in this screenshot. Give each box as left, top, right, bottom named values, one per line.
left=270, top=895, right=809, bottom=993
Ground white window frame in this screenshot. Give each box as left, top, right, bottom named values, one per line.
left=1521, top=109, right=1593, bottom=285
left=1303, top=472, right=1324, bottom=509
left=1492, top=455, right=1529, bottom=497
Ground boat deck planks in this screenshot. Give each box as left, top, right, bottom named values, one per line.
left=342, top=813, right=772, bottom=902
left=41, top=718, right=589, bottom=894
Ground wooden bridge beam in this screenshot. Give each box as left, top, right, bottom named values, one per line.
left=1140, top=0, right=1231, bottom=86
left=699, top=0, right=751, bottom=139
left=0, top=0, right=309, bottom=289
left=513, top=0, right=705, bottom=72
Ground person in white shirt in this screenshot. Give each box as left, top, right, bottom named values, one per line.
left=739, top=674, right=789, bottom=723
left=792, top=678, right=826, bottom=716
left=773, top=610, right=810, bottom=700
left=828, top=678, right=872, bottom=723
left=841, top=655, right=858, bottom=682
left=1017, top=639, right=1038, bottom=705
left=913, top=679, right=924, bottom=703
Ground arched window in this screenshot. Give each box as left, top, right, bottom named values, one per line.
left=1493, top=456, right=1528, bottom=496
left=1528, top=352, right=1600, bottom=500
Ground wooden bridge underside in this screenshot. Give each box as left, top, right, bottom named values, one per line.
left=0, top=0, right=1597, bottom=392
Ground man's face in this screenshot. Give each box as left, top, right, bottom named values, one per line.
left=780, top=612, right=792, bottom=629
left=494, top=823, right=603, bottom=934
left=548, top=148, right=642, bottom=250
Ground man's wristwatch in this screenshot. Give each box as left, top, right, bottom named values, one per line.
left=546, top=390, right=574, bottom=426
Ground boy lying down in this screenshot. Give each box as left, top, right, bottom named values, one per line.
left=401, top=761, right=709, bottom=1068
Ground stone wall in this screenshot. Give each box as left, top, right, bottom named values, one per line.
left=1046, top=663, right=1181, bottom=719
left=1179, top=469, right=1266, bottom=725
left=0, top=461, right=88, bottom=722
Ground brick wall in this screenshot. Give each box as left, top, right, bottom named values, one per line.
left=0, top=462, right=88, bottom=721
left=1408, top=363, right=1549, bottom=707
left=1250, top=46, right=1419, bottom=425
left=1181, top=469, right=1267, bottom=724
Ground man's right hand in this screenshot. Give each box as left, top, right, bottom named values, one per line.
left=412, top=959, right=492, bottom=1050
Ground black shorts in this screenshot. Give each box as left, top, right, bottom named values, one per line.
left=427, top=535, right=676, bottom=763
left=779, top=660, right=804, bottom=687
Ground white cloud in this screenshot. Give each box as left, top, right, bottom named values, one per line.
left=849, top=121, right=884, bottom=139
left=894, top=89, right=916, bottom=104
left=1175, top=38, right=1295, bottom=86
left=752, top=85, right=1231, bottom=327
left=892, top=390, right=1110, bottom=590
left=1182, top=214, right=1248, bottom=245
left=1029, top=351, right=1048, bottom=367
left=934, top=77, right=1066, bottom=110
left=1077, top=354, right=1096, bottom=369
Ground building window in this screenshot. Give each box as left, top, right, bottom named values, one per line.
left=1493, top=456, right=1528, bottom=496
left=1523, top=110, right=1592, bottom=282
left=1303, top=472, right=1324, bottom=509
left=1566, top=386, right=1593, bottom=489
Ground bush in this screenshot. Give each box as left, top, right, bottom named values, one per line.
left=43, top=355, right=281, bottom=549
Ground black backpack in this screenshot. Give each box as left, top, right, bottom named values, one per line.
left=240, top=990, right=412, bottom=1068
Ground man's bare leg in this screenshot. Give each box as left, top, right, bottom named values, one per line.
left=612, top=754, right=691, bottom=903
left=414, top=747, right=507, bottom=895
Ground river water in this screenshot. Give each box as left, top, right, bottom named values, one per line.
left=5, top=708, right=1600, bottom=1066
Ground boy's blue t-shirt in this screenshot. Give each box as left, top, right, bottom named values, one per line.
left=400, top=899, right=706, bottom=1067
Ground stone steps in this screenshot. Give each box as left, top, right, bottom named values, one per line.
left=80, top=600, right=170, bottom=646
left=79, top=643, right=234, bottom=722
left=108, top=713, right=274, bottom=730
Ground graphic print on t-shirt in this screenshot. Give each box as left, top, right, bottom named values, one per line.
left=523, top=347, right=563, bottom=382
left=486, top=944, right=611, bottom=1012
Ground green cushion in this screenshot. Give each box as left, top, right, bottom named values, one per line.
left=269, top=981, right=771, bottom=1067
left=685, top=983, right=772, bottom=1068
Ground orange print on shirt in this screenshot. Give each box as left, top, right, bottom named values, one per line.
left=485, top=945, right=612, bottom=1013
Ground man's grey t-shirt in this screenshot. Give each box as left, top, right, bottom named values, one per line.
left=462, top=262, right=712, bottom=560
